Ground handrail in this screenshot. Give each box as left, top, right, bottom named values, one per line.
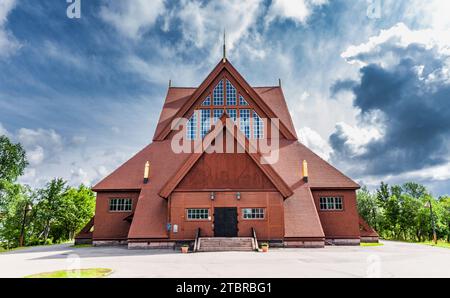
left=252, top=227, right=258, bottom=251
left=194, top=228, right=201, bottom=252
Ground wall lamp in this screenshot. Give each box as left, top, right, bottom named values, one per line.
left=210, top=192, right=215, bottom=201
left=236, top=192, right=241, bottom=200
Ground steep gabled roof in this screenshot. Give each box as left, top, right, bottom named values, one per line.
left=153, top=59, right=298, bottom=141
left=159, top=114, right=294, bottom=199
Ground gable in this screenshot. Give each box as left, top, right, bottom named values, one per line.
left=176, top=152, right=277, bottom=191
left=153, top=59, right=298, bottom=141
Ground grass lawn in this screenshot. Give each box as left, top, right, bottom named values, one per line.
left=0, top=246, right=26, bottom=254
left=360, top=242, right=384, bottom=247
left=25, top=268, right=112, bottom=278
left=420, top=240, right=450, bottom=249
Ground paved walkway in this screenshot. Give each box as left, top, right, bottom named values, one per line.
left=0, top=240, right=449, bottom=278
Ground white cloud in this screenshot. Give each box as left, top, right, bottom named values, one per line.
left=176, top=0, right=263, bottom=53
left=297, top=127, right=332, bottom=160
left=27, top=145, right=44, bottom=166
left=0, top=0, right=19, bottom=57
left=265, top=0, right=327, bottom=26
left=0, top=122, right=9, bottom=136
left=341, top=23, right=450, bottom=68
left=100, top=0, right=166, bottom=39
left=332, top=121, right=384, bottom=157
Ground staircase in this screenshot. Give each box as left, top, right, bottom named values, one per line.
left=197, top=237, right=256, bottom=252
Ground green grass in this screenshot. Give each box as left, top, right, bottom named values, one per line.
left=25, top=268, right=112, bottom=278
left=360, top=242, right=384, bottom=247
left=0, top=246, right=26, bottom=254
left=420, top=240, right=450, bottom=249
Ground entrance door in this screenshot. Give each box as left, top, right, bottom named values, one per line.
left=214, top=207, right=238, bottom=237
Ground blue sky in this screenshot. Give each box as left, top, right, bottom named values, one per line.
left=0, top=0, right=449, bottom=196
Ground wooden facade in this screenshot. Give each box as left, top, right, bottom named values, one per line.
left=81, top=57, right=378, bottom=248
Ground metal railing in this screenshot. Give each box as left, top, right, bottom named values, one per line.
left=252, top=227, right=259, bottom=251
left=194, top=228, right=201, bottom=252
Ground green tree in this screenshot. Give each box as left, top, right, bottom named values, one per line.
left=0, top=135, right=28, bottom=183
left=357, top=186, right=379, bottom=230
left=33, top=178, right=68, bottom=244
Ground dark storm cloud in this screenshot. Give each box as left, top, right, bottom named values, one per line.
left=330, top=44, right=450, bottom=176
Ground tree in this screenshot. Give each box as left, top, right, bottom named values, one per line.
left=54, top=185, right=95, bottom=240
left=0, top=135, right=28, bottom=183
left=357, top=186, right=379, bottom=230
left=33, top=179, right=67, bottom=244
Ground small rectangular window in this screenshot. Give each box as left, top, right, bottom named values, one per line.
left=200, top=109, right=211, bottom=138
left=109, top=198, right=132, bottom=212
left=242, top=208, right=265, bottom=219
left=319, top=197, right=343, bottom=211
left=187, top=209, right=210, bottom=220
left=253, top=111, right=264, bottom=139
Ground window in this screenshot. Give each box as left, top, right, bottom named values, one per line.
left=242, top=208, right=265, bottom=219
left=187, top=112, right=197, bottom=140
left=226, top=80, right=237, bottom=106
left=213, top=109, right=223, bottom=123
left=226, top=109, right=237, bottom=122
left=109, top=198, right=132, bottom=212
left=239, top=95, right=249, bottom=106
left=319, top=197, right=343, bottom=211
left=213, top=80, right=224, bottom=106
left=200, top=109, right=211, bottom=138
left=239, top=109, right=251, bottom=138
left=202, top=96, right=211, bottom=106
left=187, top=209, right=209, bottom=220
left=253, top=111, right=264, bottom=139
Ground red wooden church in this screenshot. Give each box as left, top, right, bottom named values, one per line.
left=76, top=55, right=378, bottom=250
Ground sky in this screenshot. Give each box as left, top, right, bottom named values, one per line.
left=0, top=0, right=449, bottom=196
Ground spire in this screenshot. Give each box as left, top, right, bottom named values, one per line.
left=222, top=29, right=226, bottom=62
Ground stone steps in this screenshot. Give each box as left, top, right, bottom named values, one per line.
left=197, top=237, right=255, bottom=252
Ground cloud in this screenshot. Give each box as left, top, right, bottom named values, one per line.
left=330, top=23, right=450, bottom=178
left=175, top=0, right=263, bottom=52
left=297, top=127, right=332, bottom=160
left=99, top=0, right=166, bottom=39
left=0, top=0, right=19, bottom=57
left=265, top=0, right=328, bottom=26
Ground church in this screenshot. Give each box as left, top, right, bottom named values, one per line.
left=75, top=52, right=378, bottom=250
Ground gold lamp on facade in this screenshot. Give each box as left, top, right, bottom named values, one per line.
left=302, top=160, right=309, bottom=183
left=144, top=161, right=150, bottom=184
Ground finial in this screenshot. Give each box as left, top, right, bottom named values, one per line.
left=223, top=29, right=226, bottom=62
left=279, top=78, right=282, bottom=87
left=169, top=79, right=172, bottom=88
